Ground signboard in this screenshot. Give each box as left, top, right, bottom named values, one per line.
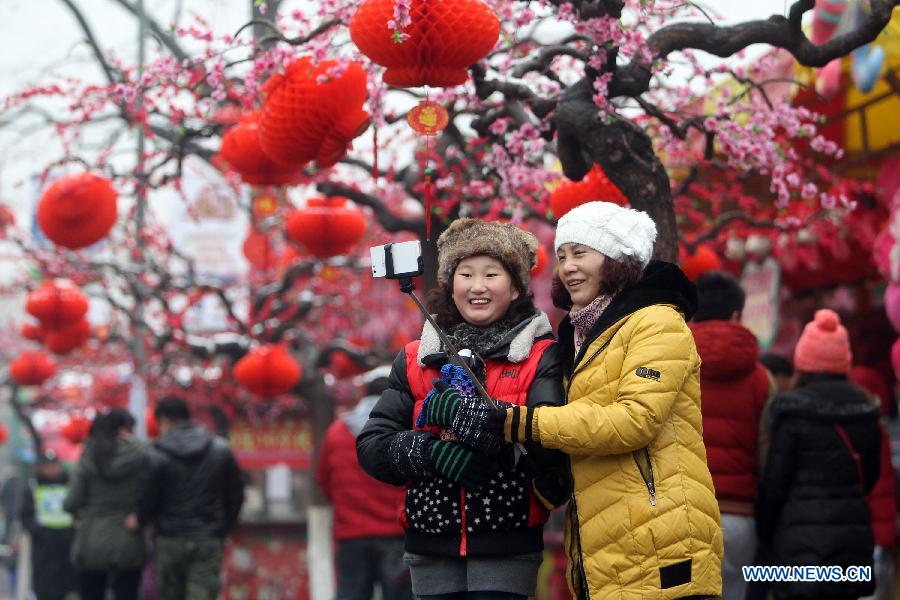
left=230, top=420, right=312, bottom=469
left=740, top=257, right=781, bottom=350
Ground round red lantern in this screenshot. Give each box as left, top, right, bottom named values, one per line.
left=218, top=113, right=305, bottom=186
left=26, top=280, right=89, bottom=329
left=258, top=58, right=370, bottom=168
left=242, top=228, right=280, bottom=271
left=44, top=318, right=90, bottom=355
left=679, top=244, right=722, bottom=282
left=10, top=351, right=57, bottom=386
left=233, top=344, right=303, bottom=397
left=550, top=165, right=628, bottom=219
left=284, top=197, right=367, bottom=258
left=37, top=173, right=117, bottom=249
left=350, top=0, right=500, bottom=88
left=60, top=416, right=92, bottom=445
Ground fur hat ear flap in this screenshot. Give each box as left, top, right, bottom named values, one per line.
left=437, top=219, right=538, bottom=290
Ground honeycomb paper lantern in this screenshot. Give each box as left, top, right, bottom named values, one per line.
left=350, top=0, right=500, bottom=87
left=242, top=228, right=280, bottom=271
left=234, top=344, right=303, bottom=397
left=259, top=58, right=370, bottom=168
left=679, top=244, right=723, bottom=282
left=26, top=280, right=89, bottom=329
left=550, top=165, right=628, bottom=219
left=60, top=416, right=92, bottom=445
left=218, top=112, right=306, bottom=186
left=37, top=173, right=117, bottom=249
left=21, top=322, right=45, bottom=342
left=284, top=197, right=367, bottom=258
left=44, top=318, right=90, bottom=355
left=10, top=351, right=57, bottom=386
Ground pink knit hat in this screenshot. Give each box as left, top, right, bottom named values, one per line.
left=793, top=309, right=852, bottom=374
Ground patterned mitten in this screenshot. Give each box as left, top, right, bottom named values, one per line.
left=429, top=440, right=499, bottom=490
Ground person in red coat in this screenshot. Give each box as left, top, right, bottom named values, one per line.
left=850, top=365, right=896, bottom=600
left=316, top=367, right=413, bottom=600
left=690, top=272, right=774, bottom=600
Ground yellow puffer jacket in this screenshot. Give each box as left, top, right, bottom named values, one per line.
left=535, top=303, right=722, bottom=599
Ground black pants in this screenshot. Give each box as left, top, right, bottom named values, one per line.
left=78, top=568, right=142, bottom=600
left=336, top=536, right=413, bottom=600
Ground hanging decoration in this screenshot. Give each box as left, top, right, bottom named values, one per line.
left=407, top=101, right=450, bottom=240
left=218, top=112, right=306, bottom=186
left=233, top=344, right=303, bottom=397
left=550, top=164, right=628, bottom=219
left=26, top=280, right=89, bottom=330
left=43, top=318, right=91, bottom=355
left=60, top=416, right=92, bottom=445
left=242, top=227, right=280, bottom=272
left=679, top=244, right=723, bottom=281
left=349, top=0, right=500, bottom=88
left=284, top=197, right=367, bottom=258
left=10, top=351, right=57, bottom=386
left=258, top=58, right=370, bottom=168
left=36, top=173, right=118, bottom=249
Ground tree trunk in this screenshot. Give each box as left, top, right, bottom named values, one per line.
left=555, top=78, right=678, bottom=262
left=304, top=373, right=336, bottom=600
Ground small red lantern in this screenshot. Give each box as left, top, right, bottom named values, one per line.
left=37, top=173, right=117, bottom=249
left=233, top=345, right=303, bottom=397
left=679, top=244, right=722, bottom=281
left=550, top=165, right=628, bottom=219
left=44, top=318, right=90, bottom=355
left=531, top=246, right=549, bottom=277
left=328, top=351, right=366, bottom=379
left=242, top=228, right=280, bottom=271
left=350, top=0, right=500, bottom=88
left=258, top=58, right=370, bottom=168
left=284, top=197, right=367, bottom=258
left=218, top=112, right=306, bottom=186
left=0, top=423, right=7, bottom=445
left=26, top=280, right=89, bottom=329
left=10, top=351, right=57, bottom=386
left=60, top=416, right=92, bottom=445
left=21, top=321, right=45, bottom=342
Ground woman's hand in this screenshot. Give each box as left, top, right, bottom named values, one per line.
left=123, top=513, right=139, bottom=532
left=423, top=381, right=508, bottom=454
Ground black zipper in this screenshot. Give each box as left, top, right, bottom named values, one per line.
left=633, top=447, right=657, bottom=506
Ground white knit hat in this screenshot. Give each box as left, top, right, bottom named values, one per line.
left=554, top=201, right=657, bottom=268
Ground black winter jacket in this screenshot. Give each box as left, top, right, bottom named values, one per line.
left=357, top=312, right=567, bottom=557
left=138, top=423, right=245, bottom=538
left=756, top=374, right=880, bottom=600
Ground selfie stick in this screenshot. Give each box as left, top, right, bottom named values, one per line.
left=385, top=247, right=499, bottom=410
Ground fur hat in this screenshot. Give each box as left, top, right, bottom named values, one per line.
left=794, top=309, right=852, bottom=374
left=554, top=201, right=657, bottom=268
left=437, top=218, right=538, bottom=290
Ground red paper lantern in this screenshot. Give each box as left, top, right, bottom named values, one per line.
left=679, top=244, right=722, bottom=281
left=36, top=173, right=117, bottom=249
left=218, top=113, right=306, bottom=186
left=0, top=423, right=7, bottom=445
left=550, top=165, right=628, bottom=219
left=284, top=197, right=367, bottom=258
left=26, top=280, right=89, bottom=329
left=60, top=416, right=91, bottom=445
left=328, top=351, right=366, bottom=379
left=10, top=351, right=56, bottom=386
left=350, top=0, right=500, bottom=88
left=233, top=344, right=303, bottom=397
left=531, top=245, right=549, bottom=277
left=21, top=321, right=44, bottom=341
left=258, top=58, right=370, bottom=168
left=242, top=228, right=280, bottom=271
left=44, top=318, right=90, bottom=355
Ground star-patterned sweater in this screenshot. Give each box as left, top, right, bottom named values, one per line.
left=358, top=311, right=567, bottom=557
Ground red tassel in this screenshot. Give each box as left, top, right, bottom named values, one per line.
left=424, top=168, right=433, bottom=241
left=372, top=127, right=379, bottom=181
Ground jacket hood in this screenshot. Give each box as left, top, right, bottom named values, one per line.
left=85, top=436, right=148, bottom=479
left=769, top=375, right=880, bottom=427
left=559, top=261, right=697, bottom=372
left=690, top=320, right=759, bottom=380
left=418, top=309, right=553, bottom=366
left=342, top=395, right=379, bottom=437
left=155, top=422, right=212, bottom=459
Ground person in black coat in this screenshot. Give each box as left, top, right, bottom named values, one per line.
left=756, top=309, right=881, bottom=600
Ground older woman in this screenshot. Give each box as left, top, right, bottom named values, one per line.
left=433, top=202, right=723, bottom=599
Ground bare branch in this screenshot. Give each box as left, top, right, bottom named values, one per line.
left=316, top=182, right=424, bottom=234
left=109, top=0, right=191, bottom=63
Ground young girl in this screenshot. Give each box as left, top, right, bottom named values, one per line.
left=357, top=218, right=566, bottom=600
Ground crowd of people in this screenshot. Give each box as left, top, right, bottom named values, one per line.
left=0, top=201, right=895, bottom=600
